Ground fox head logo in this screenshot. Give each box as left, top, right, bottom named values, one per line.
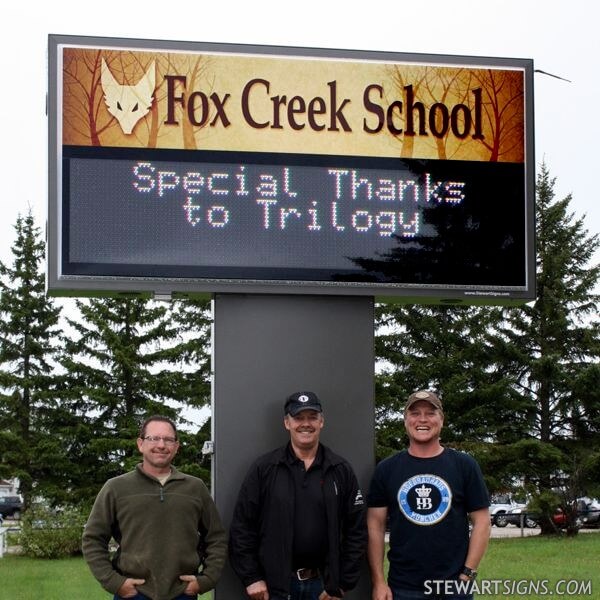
left=101, top=58, right=156, bottom=135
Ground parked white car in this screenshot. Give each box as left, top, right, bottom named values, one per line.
left=489, top=495, right=526, bottom=526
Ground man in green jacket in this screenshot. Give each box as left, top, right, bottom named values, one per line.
left=82, top=415, right=227, bottom=600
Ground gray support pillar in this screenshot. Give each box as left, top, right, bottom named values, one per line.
left=212, top=294, right=374, bottom=599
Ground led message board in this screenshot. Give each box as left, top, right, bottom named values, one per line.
left=48, top=35, right=535, bottom=303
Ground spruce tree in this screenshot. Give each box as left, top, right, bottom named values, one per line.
left=374, top=163, right=600, bottom=516
left=0, top=214, right=63, bottom=507
left=59, top=296, right=212, bottom=503
left=375, top=303, right=521, bottom=460
left=491, top=163, right=600, bottom=530
left=495, top=163, right=600, bottom=444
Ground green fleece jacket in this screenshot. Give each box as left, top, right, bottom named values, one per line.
left=82, top=464, right=227, bottom=600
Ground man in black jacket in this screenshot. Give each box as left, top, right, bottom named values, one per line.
left=229, top=391, right=367, bottom=600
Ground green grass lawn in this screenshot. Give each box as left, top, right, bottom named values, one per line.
left=0, top=554, right=211, bottom=599
left=477, top=533, right=598, bottom=599
left=0, top=555, right=107, bottom=599
left=0, top=533, right=598, bottom=599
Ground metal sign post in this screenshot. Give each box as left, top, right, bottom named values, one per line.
left=212, top=294, right=374, bottom=599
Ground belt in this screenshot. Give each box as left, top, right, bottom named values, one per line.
left=294, top=567, right=320, bottom=581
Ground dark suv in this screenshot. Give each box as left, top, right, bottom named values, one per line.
left=0, top=495, right=23, bottom=519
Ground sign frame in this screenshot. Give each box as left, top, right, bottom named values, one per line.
left=48, top=34, right=535, bottom=304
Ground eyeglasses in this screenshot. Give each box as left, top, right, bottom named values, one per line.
left=142, top=435, right=178, bottom=446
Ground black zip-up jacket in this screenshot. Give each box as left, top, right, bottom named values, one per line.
left=229, top=443, right=367, bottom=597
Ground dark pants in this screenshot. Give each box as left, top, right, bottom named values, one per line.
left=271, top=575, right=325, bottom=600
left=113, top=594, right=197, bottom=600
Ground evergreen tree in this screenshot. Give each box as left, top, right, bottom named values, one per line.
left=494, top=163, right=600, bottom=444
left=170, top=297, right=213, bottom=408
left=375, top=303, right=521, bottom=460
left=59, top=296, right=212, bottom=504
left=0, top=214, right=63, bottom=507
left=374, top=163, right=600, bottom=517
left=491, top=163, right=600, bottom=532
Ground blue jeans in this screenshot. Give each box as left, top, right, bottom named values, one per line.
left=113, top=594, right=197, bottom=600
left=271, top=575, right=325, bottom=600
left=291, top=575, right=325, bottom=600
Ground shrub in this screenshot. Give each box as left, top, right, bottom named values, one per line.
left=18, top=505, right=86, bottom=559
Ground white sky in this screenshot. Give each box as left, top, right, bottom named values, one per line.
left=2, top=0, right=598, bottom=268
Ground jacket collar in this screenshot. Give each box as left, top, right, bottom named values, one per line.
left=285, top=442, right=324, bottom=467
left=135, top=463, right=186, bottom=482
left=277, top=442, right=343, bottom=470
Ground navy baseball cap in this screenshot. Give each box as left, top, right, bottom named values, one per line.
left=284, top=391, right=323, bottom=416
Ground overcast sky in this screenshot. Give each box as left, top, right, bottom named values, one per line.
left=2, top=0, right=598, bottom=268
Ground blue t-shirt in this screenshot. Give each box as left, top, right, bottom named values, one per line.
left=367, top=448, right=489, bottom=591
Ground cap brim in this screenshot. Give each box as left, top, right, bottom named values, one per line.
left=405, top=398, right=442, bottom=411
left=287, top=406, right=322, bottom=416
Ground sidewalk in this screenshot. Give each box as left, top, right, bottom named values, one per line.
left=490, top=525, right=600, bottom=538
left=490, top=525, right=539, bottom=538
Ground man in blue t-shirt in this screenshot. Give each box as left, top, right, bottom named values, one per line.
left=367, top=390, right=490, bottom=600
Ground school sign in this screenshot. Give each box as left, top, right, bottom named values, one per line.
left=47, top=35, right=535, bottom=304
